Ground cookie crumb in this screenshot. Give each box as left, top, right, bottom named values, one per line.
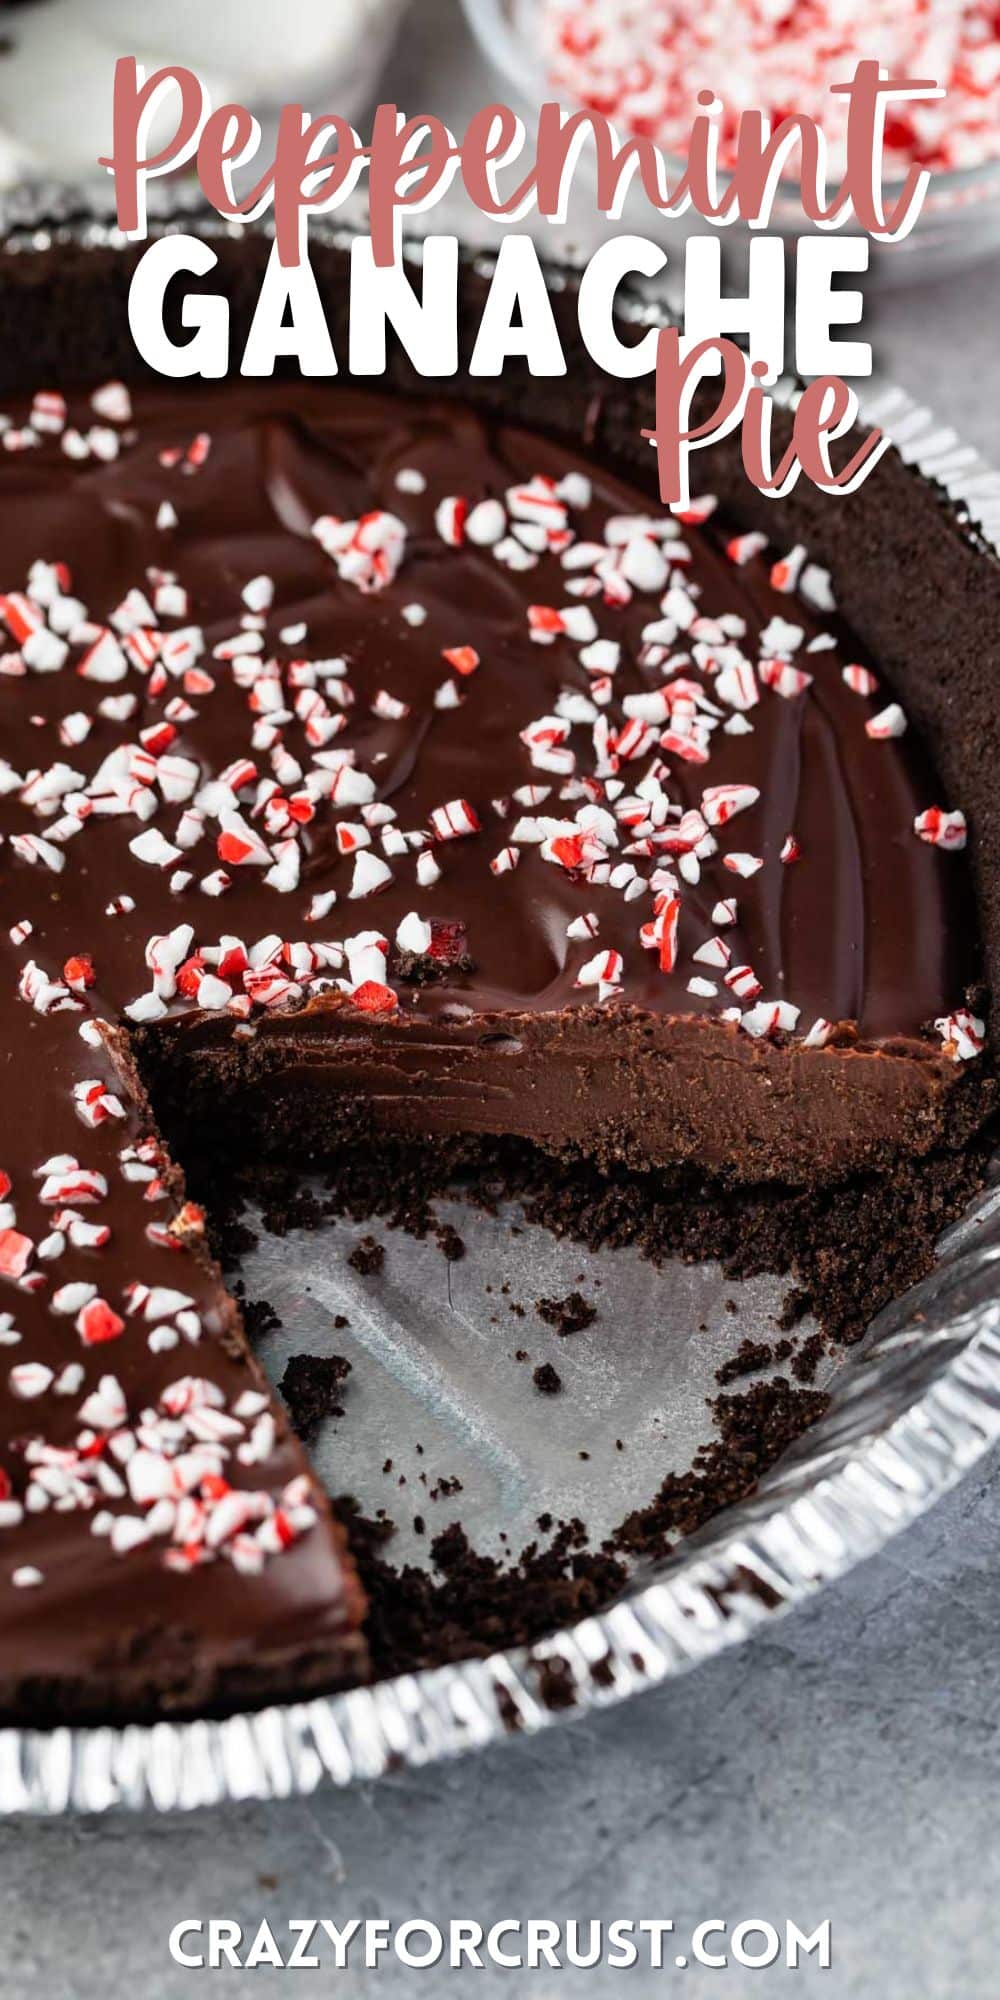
left=532, top=1361, right=562, bottom=1395
left=279, top=1353, right=351, bottom=1439
left=536, top=1290, right=597, bottom=1335
left=348, top=1235, right=384, bottom=1276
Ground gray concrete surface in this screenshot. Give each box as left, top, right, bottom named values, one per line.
left=2, top=7, right=1000, bottom=1995
left=10, top=1454, right=1000, bottom=1997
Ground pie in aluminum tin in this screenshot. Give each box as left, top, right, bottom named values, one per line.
left=0, top=203, right=998, bottom=1812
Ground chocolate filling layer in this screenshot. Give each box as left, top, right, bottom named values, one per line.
left=0, top=233, right=994, bottom=1723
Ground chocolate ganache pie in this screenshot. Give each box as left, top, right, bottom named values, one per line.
left=0, top=233, right=995, bottom=1724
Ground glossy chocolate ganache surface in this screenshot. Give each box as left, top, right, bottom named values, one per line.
left=0, top=376, right=986, bottom=1719
left=2, top=380, right=983, bottom=1176
left=0, top=382, right=979, bottom=1039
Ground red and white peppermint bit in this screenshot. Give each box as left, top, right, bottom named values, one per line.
left=714, top=658, right=759, bottom=711
left=216, top=813, right=272, bottom=868
left=656, top=897, right=680, bottom=974
left=575, top=948, right=623, bottom=1000
left=38, top=1165, right=107, bottom=1206
left=312, top=510, right=407, bottom=594
left=371, top=689, right=409, bottom=721
left=490, top=846, right=519, bottom=876
left=692, top=936, right=731, bottom=971
left=429, top=799, right=480, bottom=841
left=935, top=1009, right=986, bottom=1062
left=442, top=646, right=480, bottom=677
left=73, top=1080, right=125, bottom=1129
left=0, top=1231, right=33, bottom=1281
left=759, top=659, right=812, bottom=700
left=395, top=912, right=432, bottom=956
left=803, top=1018, right=833, bottom=1049
left=843, top=664, right=879, bottom=697
left=349, top=852, right=393, bottom=899
left=770, top=546, right=806, bottom=594
left=19, top=961, right=79, bottom=1014
left=865, top=704, right=907, bottom=741
left=77, top=1298, right=125, bottom=1346
left=914, top=807, right=968, bottom=851
left=349, top=980, right=397, bottom=1013
left=466, top=499, right=505, bottom=546
left=724, top=964, right=762, bottom=1002
left=701, top=783, right=759, bottom=828
left=91, top=381, right=132, bottom=425
left=434, top=496, right=467, bottom=547
left=726, top=532, right=767, bottom=567
left=740, top=1000, right=800, bottom=1039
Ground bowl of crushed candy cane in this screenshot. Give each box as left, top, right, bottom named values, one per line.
left=464, top=0, right=1000, bottom=278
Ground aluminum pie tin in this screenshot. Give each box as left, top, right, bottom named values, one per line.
left=1, top=208, right=999, bottom=1815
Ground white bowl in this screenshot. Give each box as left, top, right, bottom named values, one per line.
left=0, top=0, right=411, bottom=187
